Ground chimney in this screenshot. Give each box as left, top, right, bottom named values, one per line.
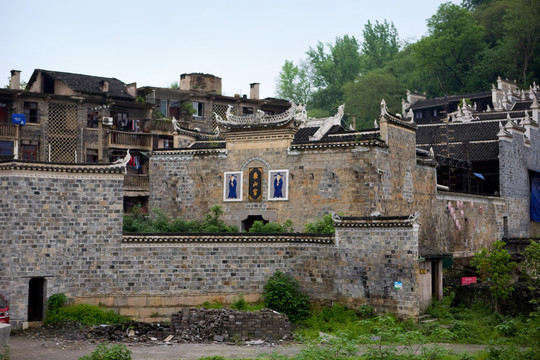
left=100, top=80, right=109, bottom=92
left=126, top=82, right=137, bottom=97
left=250, top=83, right=260, bottom=100
left=10, top=70, right=21, bottom=90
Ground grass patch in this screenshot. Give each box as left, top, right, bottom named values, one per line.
left=45, top=303, right=129, bottom=326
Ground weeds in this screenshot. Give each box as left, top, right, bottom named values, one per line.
left=79, top=342, right=131, bottom=360
left=45, top=303, right=128, bottom=325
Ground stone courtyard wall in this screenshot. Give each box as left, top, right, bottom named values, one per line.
left=1, top=161, right=422, bottom=327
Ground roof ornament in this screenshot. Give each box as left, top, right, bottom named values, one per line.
left=111, top=149, right=131, bottom=174
left=429, top=147, right=435, bottom=159
left=293, top=103, right=308, bottom=125
left=370, top=211, right=382, bottom=217
left=380, top=99, right=388, bottom=116
left=406, top=212, right=419, bottom=224
left=374, top=118, right=378, bottom=129
left=171, top=116, right=181, bottom=133
left=486, top=104, right=492, bottom=112
left=407, top=108, right=414, bottom=121
left=331, top=212, right=342, bottom=223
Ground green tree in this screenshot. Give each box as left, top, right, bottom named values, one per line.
left=170, top=80, right=179, bottom=89
left=471, top=241, right=517, bottom=309
left=304, top=213, right=336, bottom=234
left=522, top=240, right=540, bottom=300
left=343, top=70, right=404, bottom=129
left=414, top=2, right=487, bottom=95
left=306, top=35, right=362, bottom=113
left=263, top=271, right=310, bottom=323
left=497, top=0, right=540, bottom=86
left=275, top=60, right=312, bottom=104
left=360, top=20, right=400, bottom=73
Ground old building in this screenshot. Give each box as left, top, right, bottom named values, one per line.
left=403, top=77, right=540, bottom=238
left=2, top=71, right=539, bottom=329
left=137, top=73, right=290, bottom=134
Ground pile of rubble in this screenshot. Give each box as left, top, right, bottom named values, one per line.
left=171, top=308, right=292, bottom=343
left=87, top=321, right=171, bottom=343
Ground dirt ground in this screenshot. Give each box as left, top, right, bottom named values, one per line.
left=8, top=336, right=489, bottom=360
left=8, top=336, right=303, bottom=360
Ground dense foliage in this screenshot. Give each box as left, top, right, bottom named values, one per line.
left=304, top=213, right=336, bottom=234
left=123, top=205, right=238, bottom=233
left=263, top=271, right=310, bottom=323
left=471, top=240, right=517, bottom=302
left=248, top=219, right=293, bottom=233
left=276, top=0, right=540, bottom=130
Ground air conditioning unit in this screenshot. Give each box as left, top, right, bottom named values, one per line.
left=102, top=117, right=113, bottom=126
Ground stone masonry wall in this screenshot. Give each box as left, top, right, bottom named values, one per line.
left=0, top=164, right=125, bottom=328
left=2, top=162, right=423, bottom=327
left=150, top=121, right=434, bottom=232
left=499, top=125, right=540, bottom=237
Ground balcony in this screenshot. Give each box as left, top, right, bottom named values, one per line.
left=109, top=130, right=153, bottom=150
left=0, top=123, right=17, bottom=139
left=124, top=174, right=149, bottom=192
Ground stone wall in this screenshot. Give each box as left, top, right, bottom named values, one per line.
left=1, top=161, right=424, bottom=327
left=499, top=119, right=540, bottom=237
left=150, top=120, right=435, bottom=233
left=0, top=162, right=125, bottom=329
left=419, top=192, right=507, bottom=258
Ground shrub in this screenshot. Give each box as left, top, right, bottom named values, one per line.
left=304, top=213, right=336, bottom=234
left=0, top=345, right=9, bottom=360
left=45, top=303, right=129, bottom=325
left=47, top=293, right=67, bottom=314
left=263, top=271, right=310, bottom=323
left=79, top=343, right=131, bottom=360
left=248, top=219, right=294, bottom=233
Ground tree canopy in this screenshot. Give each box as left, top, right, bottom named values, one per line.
left=274, top=1, right=540, bottom=129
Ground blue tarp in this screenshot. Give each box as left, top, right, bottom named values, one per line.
left=473, top=173, right=485, bottom=180
left=531, top=172, right=540, bottom=222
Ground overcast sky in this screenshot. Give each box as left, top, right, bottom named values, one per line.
left=1, top=0, right=460, bottom=99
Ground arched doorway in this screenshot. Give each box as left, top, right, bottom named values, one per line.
left=242, top=215, right=268, bottom=232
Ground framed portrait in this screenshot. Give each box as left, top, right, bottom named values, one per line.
left=223, top=171, right=243, bottom=201
left=268, top=169, right=289, bottom=201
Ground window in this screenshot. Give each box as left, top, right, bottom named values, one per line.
left=243, top=107, right=254, bottom=115
left=0, top=103, right=7, bottom=123
left=86, top=148, right=98, bottom=163
left=160, top=99, right=168, bottom=117
left=433, top=109, right=438, bottom=117
left=111, top=111, right=129, bottom=130
left=0, top=141, right=13, bottom=160
left=192, top=102, right=204, bottom=118
left=22, top=144, right=38, bottom=160
left=414, top=111, right=424, bottom=119
left=87, top=110, right=99, bottom=128
left=23, top=102, right=38, bottom=123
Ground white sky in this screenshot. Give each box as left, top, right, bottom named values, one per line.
left=1, top=0, right=460, bottom=99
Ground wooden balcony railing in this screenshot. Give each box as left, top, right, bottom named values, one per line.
left=124, top=174, right=149, bottom=191
left=0, top=123, right=17, bottom=138
left=109, top=131, right=153, bottom=150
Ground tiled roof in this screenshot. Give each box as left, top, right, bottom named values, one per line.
left=416, top=121, right=500, bottom=145
left=292, top=127, right=381, bottom=145
left=188, top=141, right=226, bottom=150
left=476, top=111, right=528, bottom=121
left=30, top=69, right=134, bottom=100
left=511, top=101, right=533, bottom=111
left=409, top=91, right=491, bottom=110
left=417, top=141, right=499, bottom=161
left=419, top=244, right=450, bottom=259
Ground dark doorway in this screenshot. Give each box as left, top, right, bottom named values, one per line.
left=242, top=215, right=268, bottom=232
left=28, top=277, right=45, bottom=321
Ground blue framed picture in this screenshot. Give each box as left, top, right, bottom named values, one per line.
left=268, top=169, right=288, bottom=201
left=223, top=171, right=242, bottom=201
